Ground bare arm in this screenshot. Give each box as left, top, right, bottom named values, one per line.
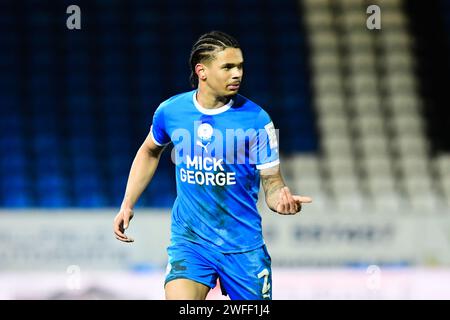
left=113, top=132, right=166, bottom=242
left=260, top=164, right=312, bottom=215
left=260, top=165, right=286, bottom=212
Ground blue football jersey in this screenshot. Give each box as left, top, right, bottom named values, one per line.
left=151, top=90, right=279, bottom=253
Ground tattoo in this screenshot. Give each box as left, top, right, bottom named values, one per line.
left=262, top=174, right=284, bottom=199
left=260, top=166, right=285, bottom=210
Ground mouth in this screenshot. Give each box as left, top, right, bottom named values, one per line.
left=227, top=83, right=240, bottom=91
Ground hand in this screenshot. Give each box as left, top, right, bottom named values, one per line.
left=276, top=186, right=312, bottom=215
left=113, top=207, right=135, bottom=242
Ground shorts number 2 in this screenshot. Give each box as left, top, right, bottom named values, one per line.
left=257, top=268, right=271, bottom=298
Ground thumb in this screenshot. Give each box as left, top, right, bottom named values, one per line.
left=293, top=196, right=313, bottom=203
left=123, top=213, right=130, bottom=230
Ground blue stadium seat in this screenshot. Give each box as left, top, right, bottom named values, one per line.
left=73, top=174, right=102, bottom=191
left=204, top=12, right=226, bottom=26
left=0, top=153, right=26, bottom=172
left=72, top=155, right=97, bottom=172
left=0, top=114, right=23, bottom=133
left=0, top=95, right=20, bottom=115
left=67, top=135, right=97, bottom=153
left=1, top=172, right=26, bottom=190
left=32, top=134, right=60, bottom=155
left=104, top=113, right=130, bottom=129
left=0, top=0, right=317, bottom=208
left=73, top=174, right=108, bottom=207
left=66, top=52, right=89, bottom=68
left=0, top=174, right=33, bottom=207
left=35, top=174, right=71, bottom=207
left=35, top=155, right=63, bottom=173
left=38, top=193, right=71, bottom=207
left=0, top=135, right=25, bottom=153
left=30, top=73, right=53, bottom=91
left=2, top=192, right=33, bottom=207
left=75, top=192, right=109, bottom=207
left=32, top=114, right=58, bottom=132
left=31, top=51, right=54, bottom=68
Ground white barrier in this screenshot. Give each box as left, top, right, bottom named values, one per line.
left=1, top=268, right=450, bottom=299
left=1, top=208, right=450, bottom=272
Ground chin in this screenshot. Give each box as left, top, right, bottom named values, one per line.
left=225, top=90, right=239, bottom=97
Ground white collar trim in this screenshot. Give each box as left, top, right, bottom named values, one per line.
left=193, top=91, right=233, bottom=115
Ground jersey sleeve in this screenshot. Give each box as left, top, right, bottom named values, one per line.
left=251, top=110, right=280, bottom=170
left=150, top=105, right=171, bottom=146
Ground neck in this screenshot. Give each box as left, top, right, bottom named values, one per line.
left=196, top=86, right=230, bottom=109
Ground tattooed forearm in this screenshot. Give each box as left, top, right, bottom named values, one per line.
left=261, top=167, right=285, bottom=211
left=262, top=175, right=284, bottom=198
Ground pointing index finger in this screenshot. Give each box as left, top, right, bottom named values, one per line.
left=292, top=196, right=313, bottom=203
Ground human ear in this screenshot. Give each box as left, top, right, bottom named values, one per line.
left=195, top=64, right=207, bottom=80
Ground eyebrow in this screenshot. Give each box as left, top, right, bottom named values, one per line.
left=221, top=62, right=244, bottom=68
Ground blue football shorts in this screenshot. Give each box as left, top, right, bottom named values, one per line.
left=164, top=240, right=272, bottom=300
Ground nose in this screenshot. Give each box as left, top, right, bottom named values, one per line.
left=232, top=68, right=243, bottom=80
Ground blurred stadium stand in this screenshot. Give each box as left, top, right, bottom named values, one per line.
left=3, top=0, right=450, bottom=300
left=295, top=0, right=450, bottom=212
left=0, top=0, right=449, bottom=211
left=0, top=0, right=316, bottom=208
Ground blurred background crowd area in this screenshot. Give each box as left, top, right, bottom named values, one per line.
left=1, top=0, right=449, bottom=213
left=3, top=0, right=450, bottom=299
